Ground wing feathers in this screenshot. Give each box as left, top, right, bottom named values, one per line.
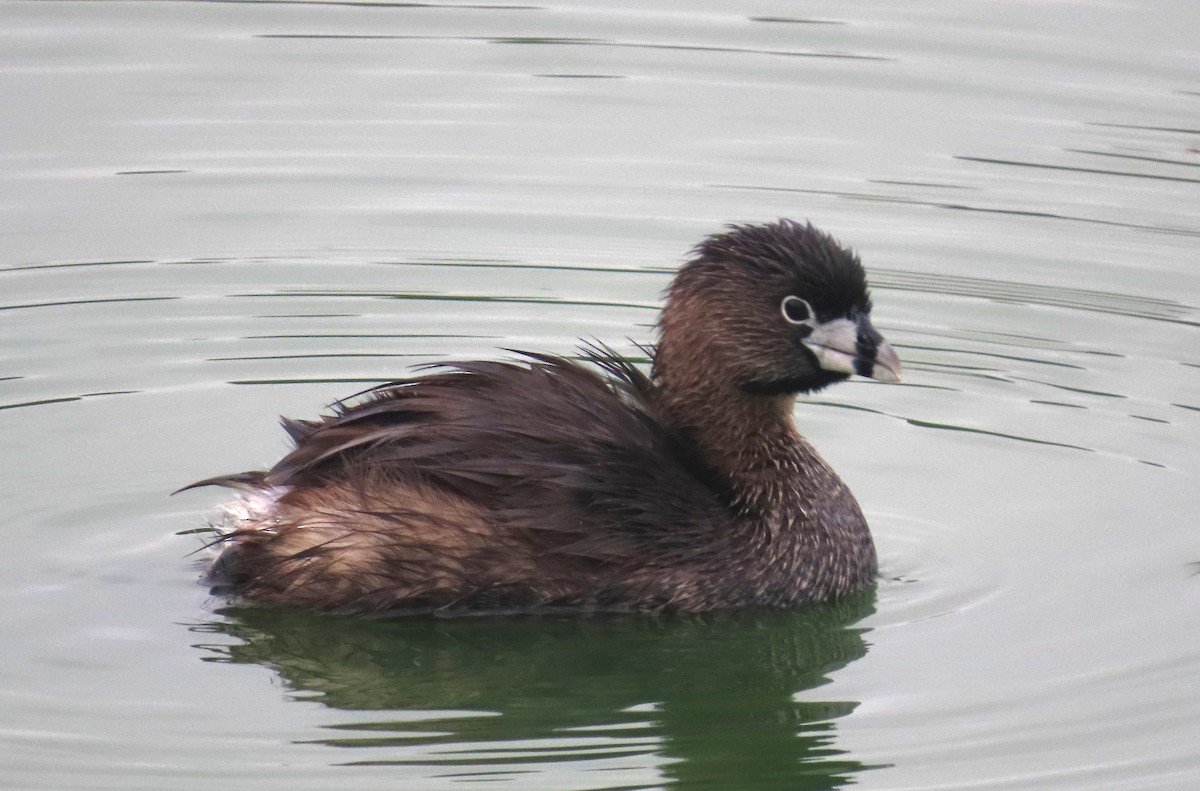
left=188, top=348, right=733, bottom=565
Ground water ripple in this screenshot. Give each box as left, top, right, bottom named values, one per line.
left=712, top=183, right=1200, bottom=239
left=871, top=269, right=1196, bottom=325
left=0, top=296, right=179, bottom=312
left=255, top=33, right=893, bottom=61
left=955, top=155, right=1200, bottom=186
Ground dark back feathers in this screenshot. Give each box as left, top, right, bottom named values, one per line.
left=261, top=346, right=734, bottom=563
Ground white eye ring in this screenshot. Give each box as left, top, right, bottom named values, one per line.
left=780, top=296, right=814, bottom=325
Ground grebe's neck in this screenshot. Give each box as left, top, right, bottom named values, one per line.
left=652, top=337, right=877, bottom=600
left=651, top=339, right=809, bottom=526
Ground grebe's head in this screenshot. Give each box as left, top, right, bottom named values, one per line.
left=657, top=219, right=900, bottom=395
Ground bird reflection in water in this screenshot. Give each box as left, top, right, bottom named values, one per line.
left=190, top=590, right=880, bottom=789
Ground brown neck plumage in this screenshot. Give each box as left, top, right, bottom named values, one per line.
left=651, top=332, right=806, bottom=529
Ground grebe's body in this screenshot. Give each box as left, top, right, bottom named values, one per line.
left=187, top=220, right=900, bottom=614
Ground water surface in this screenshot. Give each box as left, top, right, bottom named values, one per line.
left=2, top=1, right=1198, bottom=789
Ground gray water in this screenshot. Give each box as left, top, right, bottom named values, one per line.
left=2, top=1, right=1198, bottom=789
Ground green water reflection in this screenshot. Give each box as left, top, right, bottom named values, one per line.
left=197, top=591, right=879, bottom=789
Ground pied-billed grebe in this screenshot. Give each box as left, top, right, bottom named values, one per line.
left=185, top=220, right=901, bottom=614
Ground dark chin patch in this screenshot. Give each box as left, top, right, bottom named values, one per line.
left=739, top=370, right=849, bottom=396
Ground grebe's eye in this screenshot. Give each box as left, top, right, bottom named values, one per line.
left=781, top=296, right=813, bottom=325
